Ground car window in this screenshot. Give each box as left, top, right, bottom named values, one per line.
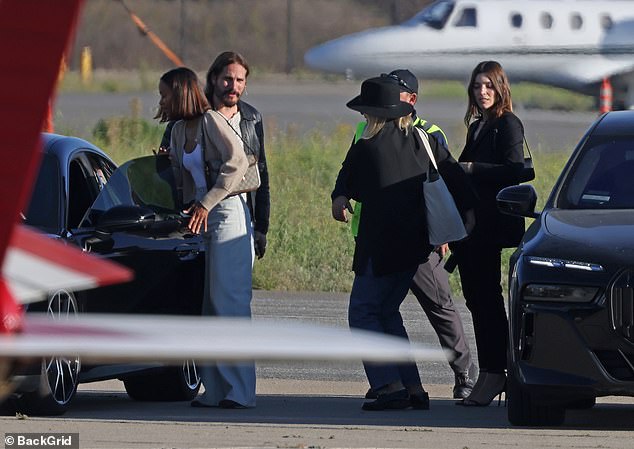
left=68, top=156, right=101, bottom=229
left=558, top=136, right=634, bottom=209
left=24, top=153, right=62, bottom=234
left=86, top=153, right=115, bottom=191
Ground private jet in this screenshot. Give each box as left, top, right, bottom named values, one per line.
left=0, top=0, right=443, bottom=409
left=304, top=0, right=634, bottom=109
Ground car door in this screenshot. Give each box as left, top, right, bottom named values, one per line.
left=69, top=155, right=205, bottom=316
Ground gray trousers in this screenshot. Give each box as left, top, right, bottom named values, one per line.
left=410, top=251, right=473, bottom=375
left=198, top=194, right=256, bottom=407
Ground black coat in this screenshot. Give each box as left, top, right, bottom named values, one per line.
left=332, top=121, right=475, bottom=276
left=238, top=100, right=270, bottom=235
left=458, top=111, right=525, bottom=248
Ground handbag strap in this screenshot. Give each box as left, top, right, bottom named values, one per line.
left=492, top=125, right=533, bottom=159
left=212, top=110, right=258, bottom=159
left=415, top=127, right=437, bottom=170
left=198, top=114, right=213, bottom=188
left=523, top=136, right=533, bottom=159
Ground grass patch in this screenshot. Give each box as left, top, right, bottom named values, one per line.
left=59, top=69, right=166, bottom=94
left=88, top=117, right=570, bottom=295
left=417, top=80, right=594, bottom=112
left=91, top=117, right=165, bottom=163
left=513, top=83, right=594, bottom=112
left=252, top=125, right=357, bottom=291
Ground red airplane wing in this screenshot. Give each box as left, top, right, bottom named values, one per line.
left=0, top=0, right=131, bottom=332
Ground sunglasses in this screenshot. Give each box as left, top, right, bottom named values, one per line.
left=380, top=73, right=413, bottom=92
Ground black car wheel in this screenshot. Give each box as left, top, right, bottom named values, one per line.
left=507, top=365, right=565, bottom=426
left=123, top=360, right=201, bottom=401
left=18, top=290, right=81, bottom=416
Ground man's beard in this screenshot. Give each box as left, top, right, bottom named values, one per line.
left=215, top=88, right=240, bottom=107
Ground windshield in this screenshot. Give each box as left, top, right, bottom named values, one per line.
left=558, top=135, right=634, bottom=209
left=80, top=155, right=179, bottom=227
left=402, top=0, right=455, bottom=29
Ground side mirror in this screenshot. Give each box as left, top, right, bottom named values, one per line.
left=496, top=185, right=540, bottom=218
left=96, top=205, right=156, bottom=232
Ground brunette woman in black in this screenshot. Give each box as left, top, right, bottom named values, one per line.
left=453, top=61, right=525, bottom=406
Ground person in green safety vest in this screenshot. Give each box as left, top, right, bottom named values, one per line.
left=340, top=69, right=478, bottom=400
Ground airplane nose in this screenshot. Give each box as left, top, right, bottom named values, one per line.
left=304, top=41, right=343, bottom=73
left=304, top=28, right=395, bottom=76
left=305, top=26, right=413, bottom=78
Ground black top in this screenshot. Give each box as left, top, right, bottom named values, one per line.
left=458, top=111, right=525, bottom=247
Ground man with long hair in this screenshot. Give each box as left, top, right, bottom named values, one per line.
left=204, top=51, right=270, bottom=261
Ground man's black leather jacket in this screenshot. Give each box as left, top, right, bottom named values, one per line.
left=238, top=100, right=270, bottom=235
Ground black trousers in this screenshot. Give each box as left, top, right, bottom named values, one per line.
left=455, top=240, right=508, bottom=372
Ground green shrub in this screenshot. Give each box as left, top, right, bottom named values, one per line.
left=91, top=117, right=165, bottom=163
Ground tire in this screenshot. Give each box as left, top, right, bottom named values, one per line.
left=124, top=360, right=201, bottom=401
left=17, top=290, right=81, bottom=416
left=507, top=365, right=565, bottom=426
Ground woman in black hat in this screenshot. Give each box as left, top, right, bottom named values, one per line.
left=331, top=77, right=443, bottom=411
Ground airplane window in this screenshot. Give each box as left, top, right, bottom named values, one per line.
left=570, top=13, right=583, bottom=30
left=402, top=0, right=455, bottom=30
left=454, top=7, right=477, bottom=27
left=600, top=14, right=613, bottom=30
left=540, top=12, right=553, bottom=29
left=511, top=13, right=523, bottom=28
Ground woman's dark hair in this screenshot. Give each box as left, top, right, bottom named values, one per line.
left=204, top=51, right=250, bottom=103
left=156, top=67, right=209, bottom=122
left=464, top=60, right=513, bottom=126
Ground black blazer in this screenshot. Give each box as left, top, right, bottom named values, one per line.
left=238, top=100, right=270, bottom=235
left=458, top=111, right=525, bottom=248
left=333, top=121, right=438, bottom=276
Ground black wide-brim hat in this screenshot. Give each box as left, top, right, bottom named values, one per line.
left=346, top=76, right=413, bottom=119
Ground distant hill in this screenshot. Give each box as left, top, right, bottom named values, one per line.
left=70, top=0, right=431, bottom=73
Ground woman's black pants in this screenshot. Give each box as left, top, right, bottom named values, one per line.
left=455, top=240, right=508, bottom=372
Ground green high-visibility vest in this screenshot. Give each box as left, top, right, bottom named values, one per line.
left=349, top=118, right=447, bottom=237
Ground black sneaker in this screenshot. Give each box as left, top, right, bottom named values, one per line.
left=453, top=363, right=477, bottom=399
left=362, top=389, right=410, bottom=411
left=410, top=391, right=430, bottom=410
left=365, top=388, right=377, bottom=399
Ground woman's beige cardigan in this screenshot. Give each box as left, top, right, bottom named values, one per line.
left=170, top=110, right=248, bottom=211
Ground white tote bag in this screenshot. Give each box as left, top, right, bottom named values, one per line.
left=416, top=128, right=468, bottom=246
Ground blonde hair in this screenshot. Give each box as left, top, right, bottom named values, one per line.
left=362, top=114, right=413, bottom=139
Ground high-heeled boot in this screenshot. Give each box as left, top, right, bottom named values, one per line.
left=456, top=371, right=506, bottom=407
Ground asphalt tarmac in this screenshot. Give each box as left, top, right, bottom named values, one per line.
left=2, top=291, right=634, bottom=448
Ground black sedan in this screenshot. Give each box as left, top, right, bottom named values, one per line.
left=497, top=110, right=634, bottom=426
left=11, top=133, right=205, bottom=415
